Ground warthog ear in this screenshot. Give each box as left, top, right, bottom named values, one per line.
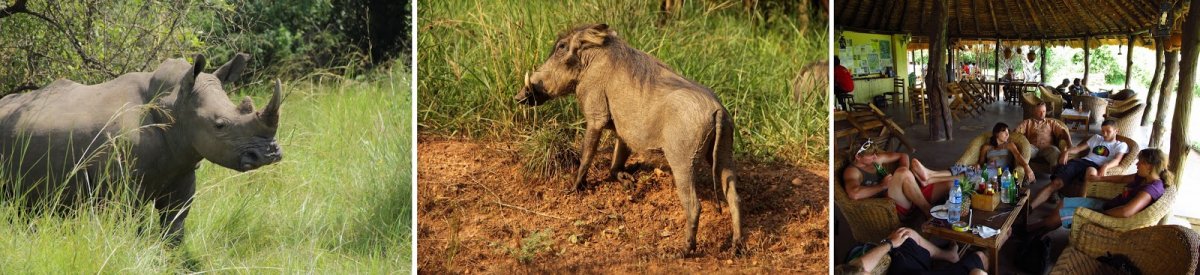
left=567, top=23, right=611, bottom=62
left=213, top=53, right=251, bottom=86
left=238, top=96, right=255, bottom=114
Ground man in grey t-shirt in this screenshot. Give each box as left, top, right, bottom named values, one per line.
left=1029, top=120, right=1128, bottom=209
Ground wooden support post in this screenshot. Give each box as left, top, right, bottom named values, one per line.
left=1084, top=36, right=1091, bottom=88
left=994, top=38, right=1001, bottom=80
left=1169, top=0, right=1200, bottom=181
left=1143, top=37, right=1166, bottom=126
left=948, top=43, right=957, bottom=82
left=1125, top=34, right=1135, bottom=89
left=927, top=0, right=952, bottom=141
left=1150, top=50, right=1178, bottom=148
left=1040, top=40, right=1047, bottom=83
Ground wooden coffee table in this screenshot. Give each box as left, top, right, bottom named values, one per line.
left=1061, top=109, right=1090, bottom=130
left=922, top=195, right=1027, bottom=275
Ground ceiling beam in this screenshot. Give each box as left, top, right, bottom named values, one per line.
left=987, top=0, right=1000, bottom=37
left=898, top=0, right=911, bottom=33
left=1018, top=0, right=1044, bottom=38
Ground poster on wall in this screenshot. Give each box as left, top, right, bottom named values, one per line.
left=879, top=41, right=892, bottom=59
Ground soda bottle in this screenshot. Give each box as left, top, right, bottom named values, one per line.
left=948, top=180, right=962, bottom=224
left=874, top=162, right=888, bottom=177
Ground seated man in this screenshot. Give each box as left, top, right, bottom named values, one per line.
left=1029, top=120, right=1128, bottom=209
left=1054, top=78, right=1072, bottom=106
left=836, top=227, right=988, bottom=275
left=843, top=140, right=953, bottom=218
left=1030, top=149, right=1169, bottom=230
left=1015, top=102, right=1071, bottom=166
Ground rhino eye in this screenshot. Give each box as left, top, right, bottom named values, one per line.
left=214, top=119, right=227, bottom=130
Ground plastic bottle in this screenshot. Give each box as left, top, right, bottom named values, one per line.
left=1000, top=168, right=1012, bottom=203
left=948, top=180, right=962, bottom=224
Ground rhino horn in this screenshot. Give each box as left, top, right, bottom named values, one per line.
left=524, top=72, right=531, bottom=87
left=238, top=96, right=255, bottom=114
left=261, top=79, right=283, bottom=127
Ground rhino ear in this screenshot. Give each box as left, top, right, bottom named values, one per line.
left=191, top=54, right=206, bottom=80
left=213, top=53, right=250, bottom=85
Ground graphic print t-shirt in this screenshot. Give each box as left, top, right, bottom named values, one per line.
left=1081, top=135, right=1128, bottom=165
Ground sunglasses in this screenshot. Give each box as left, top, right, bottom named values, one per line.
left=855, top=139, right=873, bottom=157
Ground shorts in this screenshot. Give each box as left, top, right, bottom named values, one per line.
left=895, top=184, right=937, bottom=216
left=887, top=239, right=986, bottom=275
left=1053, top=159, right=1100, bottom=184
left=1059, top=197, right=1105, bottom=228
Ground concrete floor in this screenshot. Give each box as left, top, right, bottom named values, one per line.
left=833, top=99, right=1153, bottom=274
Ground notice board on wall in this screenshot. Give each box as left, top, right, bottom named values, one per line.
left=838, top=37, right=894, bottom=77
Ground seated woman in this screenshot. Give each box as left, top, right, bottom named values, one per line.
left=1030, top=148, right=1169, bottom=230
left=977, top=122, right=1036, bottom=184
left=843, top=140, right=955, bottom=218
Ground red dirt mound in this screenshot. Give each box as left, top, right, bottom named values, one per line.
left=417, top=136, right=828, bottom=273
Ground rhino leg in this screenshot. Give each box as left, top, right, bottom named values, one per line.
left=156, top=172, right=195, bottom=245
left=606, top=139, right=631, bottom=181
left=572, top=127, right=603, bottom=192
left=665, top=150, right=701, bottom=252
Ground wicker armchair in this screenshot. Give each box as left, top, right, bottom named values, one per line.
left=834, top=253, right=891, bottom=275
left=954, top=132, right=1034, bottom=167
left=1104, top=103, right=1144, bottom=137
left=1021, top=92, right=1042, bottom=119
left=834, top=174, right=902, bottom=244
left=1077, top=95, right=1109, bottom=129
left=1073, top=180, right=1177, bottom=233
left=1050, top=225, right=1199, bottom=275
left=1039, top=86, right=1065, bottom=118
left=1109, top=89, right=1137, bottom=101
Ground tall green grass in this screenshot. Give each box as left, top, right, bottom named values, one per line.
left=418, top=0, right=828, bottom=164
left=0, top=65, right=412, bottom=273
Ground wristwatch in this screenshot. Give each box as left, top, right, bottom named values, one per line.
left=879, top=239, right=894, bottom=250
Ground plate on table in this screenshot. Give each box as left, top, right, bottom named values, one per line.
left=930, top=204, right=949, bottom=220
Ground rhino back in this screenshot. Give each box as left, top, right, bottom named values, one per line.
left=0, top=73, right=158, bottom=193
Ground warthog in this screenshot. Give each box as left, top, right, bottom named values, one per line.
left=0, top=53, right=283, bottom=243
left=514, top=23, right=741, bottom=252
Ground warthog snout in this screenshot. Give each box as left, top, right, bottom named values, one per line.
left=239, top=141, right=282, bottom=171
left=515, top=72, right=550, bottom=106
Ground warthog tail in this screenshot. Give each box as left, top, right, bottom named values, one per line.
left=711, top=109, right=725, bottom=199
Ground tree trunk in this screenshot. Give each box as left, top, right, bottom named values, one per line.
left=926, top=0, right=952, bottom=141
left=1125, top=34, right=1135, bottom=89
left=994, top=38, right=1000, bottom=80
left=1084, top=37, right=1091, bottom=87
left=1143, top=38, right=1166, bottom=126
left=1150, top=51, right=1179, bottom=148
left=1040, top=40, right=1047, bottom=83
left=1169, top=0, right=1200, bottom=182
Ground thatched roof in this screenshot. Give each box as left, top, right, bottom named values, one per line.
left=837, top=0, right=1190, bottom=46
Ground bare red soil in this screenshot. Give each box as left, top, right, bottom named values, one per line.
left=417, top=136, right=828, bottom=273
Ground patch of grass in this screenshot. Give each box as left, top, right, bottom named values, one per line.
left=518, top=121, right=581, bottom=179
left=0, top=64, right=412, bottom=273
left=497, top=229, right=555, bottom=264
left=418, top=0, right=828, bottom=164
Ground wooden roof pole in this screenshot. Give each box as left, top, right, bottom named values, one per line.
left=1084, top=35, right=1091, bottom=88
left=1040, top=40, right=1047, bottom=83
left=1143, top=37, right=1166, bottom=126
left=1125, top=34, right=1135, bottom=89
left=1169, top=0, right=1199, bottom=181
left=927, top=0, right=953, bottom=141
left=994, top=38, right=1001, bottom=80
left=1150, top=50, right=1178, bottom=149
